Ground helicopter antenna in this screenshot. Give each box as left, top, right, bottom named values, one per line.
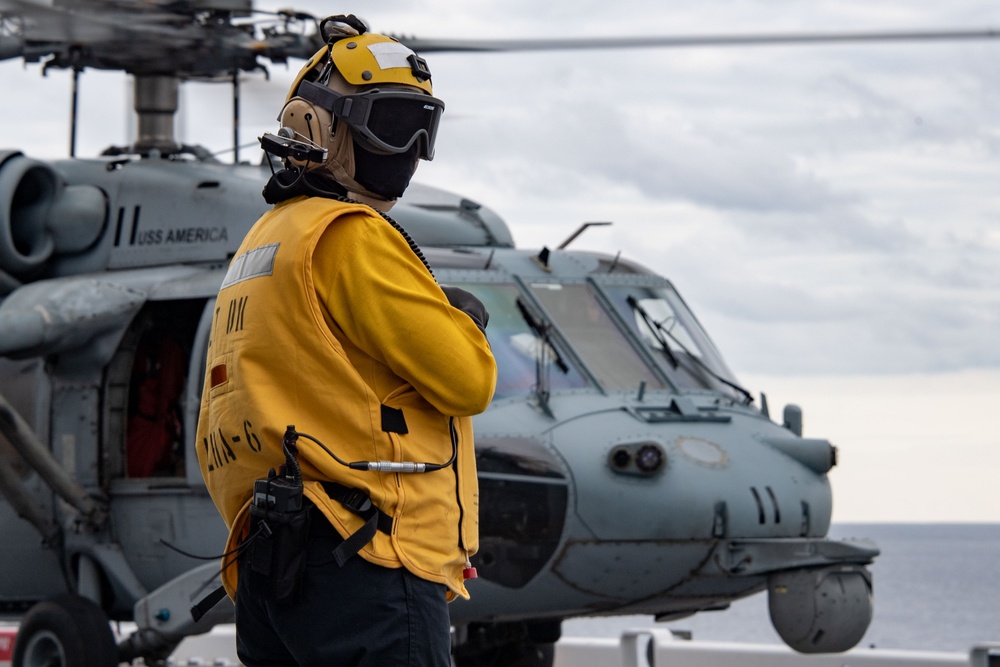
left=557, top=221, right=611, bottom=250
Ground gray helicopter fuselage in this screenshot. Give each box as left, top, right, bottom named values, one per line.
left=0, top=153, right=875, bottom=654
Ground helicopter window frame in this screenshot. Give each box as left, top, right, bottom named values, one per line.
left=589, top=273, right=742, bottom=398
left=518, top=276, right=672, bottom=395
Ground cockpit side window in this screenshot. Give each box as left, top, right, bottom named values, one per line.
left=449, top=282, right=589, bottom=400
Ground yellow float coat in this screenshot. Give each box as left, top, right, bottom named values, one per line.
left=196, top=195, right=496, bottom=600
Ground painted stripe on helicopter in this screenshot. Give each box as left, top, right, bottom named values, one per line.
left=114, top=205, right=229, bottom=247
left=129, top=205, right=140, bottom=245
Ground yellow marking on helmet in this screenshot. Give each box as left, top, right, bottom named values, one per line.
left=331, top=33, right=433, bottom=94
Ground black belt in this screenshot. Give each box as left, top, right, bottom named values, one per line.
left=319, top=481, right=394, bottom=567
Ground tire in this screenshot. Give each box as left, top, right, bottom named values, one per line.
left=12, top=594, right=119, bottom=667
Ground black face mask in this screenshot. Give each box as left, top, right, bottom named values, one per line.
left=352, top=140, right=420, bottom=200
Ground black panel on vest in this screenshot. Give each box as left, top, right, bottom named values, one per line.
left=380, top=405, right=408, bottom=434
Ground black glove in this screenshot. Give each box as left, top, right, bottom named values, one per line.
left=441, top=286, right=489, bottom=332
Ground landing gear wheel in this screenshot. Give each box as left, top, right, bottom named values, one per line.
left=12, top=594, right=119, bottom=667
left=453, top=621, right=559, bottom=667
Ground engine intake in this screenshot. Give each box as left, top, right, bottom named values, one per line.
left=0, top=151, right=106, bottom=281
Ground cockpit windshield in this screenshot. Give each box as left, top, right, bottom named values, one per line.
left=451, top=279, right=743, bottom=401
left=601, top=283, right=743, bottom=398
left=527, top=282, right=668, bottom=392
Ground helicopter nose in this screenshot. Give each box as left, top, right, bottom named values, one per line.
left=549, top=406, right=834, bottom=545
left=506, top=401, right=832, bottom=604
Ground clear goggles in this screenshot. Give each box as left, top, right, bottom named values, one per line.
left=298, top=80, right=444, bottom=160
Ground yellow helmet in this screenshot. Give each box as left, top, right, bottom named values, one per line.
left=274, top=17, right=444, bottom=200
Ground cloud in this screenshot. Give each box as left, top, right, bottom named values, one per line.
left=1, top=0, right=997, bottom=381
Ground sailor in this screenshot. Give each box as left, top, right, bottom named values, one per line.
left=195, top=15, right=497, bottom=666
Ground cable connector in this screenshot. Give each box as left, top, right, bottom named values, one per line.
left=350, top=460, right=427, bottom=473
left=289, top=428, right=452, bottom=474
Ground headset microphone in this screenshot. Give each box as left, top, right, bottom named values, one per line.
left=259, top=128, right=328, bottom=163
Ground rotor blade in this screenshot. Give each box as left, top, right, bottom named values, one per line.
left=396, top=28, right=1000, bottom=54
left=0, top=0, right=320, bottom=73
left=1, top=0, right=187, bottom=42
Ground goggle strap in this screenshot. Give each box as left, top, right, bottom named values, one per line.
left=298, top=80, right=339, bottom=114
left=299, top=81, right=371, bottom=127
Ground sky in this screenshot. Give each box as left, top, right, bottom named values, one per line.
left=1, top=0, right=998, bottom=522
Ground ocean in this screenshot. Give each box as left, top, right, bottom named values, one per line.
left=561, top=523, right=1000, bottom=654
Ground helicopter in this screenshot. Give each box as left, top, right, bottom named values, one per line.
left=0, top=2, right=993, bottom=665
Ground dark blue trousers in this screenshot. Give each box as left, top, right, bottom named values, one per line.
left=235, top=510, right=451, bottom=667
